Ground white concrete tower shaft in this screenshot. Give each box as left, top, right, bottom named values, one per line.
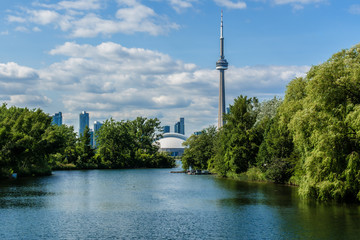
left=216, top=11, right=228, bottom=129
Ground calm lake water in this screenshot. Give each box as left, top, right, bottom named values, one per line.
left=1, top=167, right=360, bottom=239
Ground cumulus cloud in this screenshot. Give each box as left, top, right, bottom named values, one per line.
left=349, top=4, right=360, bottom=15
left=168, top=0, right=196, bottom=13
left=273, top=0, right=324, bottom=4
left=7, top=0, right=179, bottom=37
left=0, top=39, right=310, bottom=134
left=8, top=95, right=52, bottom=106
left=213, top=0, right=247, bottom=9
left=0, top=62, right=52, bottom=108
left=35, top=41, right=310, bottom=133
left=271, top=0, right=326, bottom=10
left=0, top=62, right=39, bottom=81
left=35, top=0, right=103, bottom=11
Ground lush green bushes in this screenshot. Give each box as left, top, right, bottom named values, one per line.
left=182, top=126, right=217, bottom=170
left=183, top=44, right=360, bottom=202
left=0, top=104, right=54, bottom=177
left=0, top=106, right=174, bottom=179
left=96, top=117, right=174, bottom=169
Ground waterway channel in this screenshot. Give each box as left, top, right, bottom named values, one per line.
left=1, top=167, right=360, bottom=239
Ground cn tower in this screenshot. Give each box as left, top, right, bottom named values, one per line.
left=216, top=11, right=228, bottom=129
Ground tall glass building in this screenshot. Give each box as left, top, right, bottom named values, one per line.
left=93, top=121, right=103, bottom=147
left=79, top=111, right=89, bottom=137
left=174, top=118, right=185, bottom=135
left=163, top=125, right=170, bottom=133
left=52, top=112, right=62, bottom=126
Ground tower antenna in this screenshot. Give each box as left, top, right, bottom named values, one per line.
left=216, top=11, right=228, bottom=129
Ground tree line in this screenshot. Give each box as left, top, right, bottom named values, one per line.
left=182, top=44, right=360, bottom=202
left=0, top=108, right=174, bottom=179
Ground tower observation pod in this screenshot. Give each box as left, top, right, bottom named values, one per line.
left=216, top=11, right=228, bottom=129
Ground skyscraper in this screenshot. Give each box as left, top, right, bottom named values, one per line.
left=79, top=111, right=89, bottom=137
left=163, top=125, right=170, bottom=133
left=93, top=121, right=103, bottom=147
left=174, top=121, right=180, bottom=134
left=174, top=118, right=185, bottom=135
left=52, top=112, right=62, bottom=126
left=89, top=129, right=94, bottom=147
left=216, top=11, right=228, bottom=129
left=179, top=117, right=185, bottom=135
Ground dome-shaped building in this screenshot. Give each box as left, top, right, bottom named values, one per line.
left=157, top=133, right=187, bottom=156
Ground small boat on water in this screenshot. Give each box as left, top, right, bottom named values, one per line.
left=187, top=170, right=211, bottom=175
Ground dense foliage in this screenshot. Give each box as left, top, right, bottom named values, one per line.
left=183, top=44, right=360, bottom=202
left=0, top=105, right=55, bottom=177
left=0, top=106, right=174, bottom=179
left=182, top=126, right=217, bottom=170
left=96, top=117, right=175, bottom=168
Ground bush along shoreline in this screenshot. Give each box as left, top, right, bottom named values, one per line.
left=182, top=44, right=360, bottom=203
left=0, top=107, right=175, bottom=180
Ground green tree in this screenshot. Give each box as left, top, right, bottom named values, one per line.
left=211, top=96, right=261, bottom=176
left=47, top=124, right=78, bottom=169
left=255, top=85, right=305, bottom=184
left=286, top=45, right=360, bottom=201
left=76, top=125, right=96, bottom=168
left=96, top=117, right=174, bottom=169
left=182, top=126, right=217, bottom=170
left=0, top=105, right=55, bottom=177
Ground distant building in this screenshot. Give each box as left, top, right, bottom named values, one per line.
left=93, top=121, right=103, bottom=147
left=157, top=133, right=187, bottom=157
left=180, top=117, right=185, bottom=135
left=79, top=111, right=89, bottom=137
left=174, top=122, right=180, bottom=134
left=52, top=112, right=62, bottom=126
left=194, top=131, right=202, bottom=136
left=89, top=129, right=94, bottom=147
left=163, top=125, right=170, bottom=133
left=174, top=117, right=185, bottom=135
left=226, top=107, right=230, bottom=114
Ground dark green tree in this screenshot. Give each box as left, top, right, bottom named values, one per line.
left=76, top=125, right=96, bottom=168
left=211, top=96, right=261, bottom=176
left=0, top=105, right=54, bottom=177
left=182, top=126, right=217, bottom=170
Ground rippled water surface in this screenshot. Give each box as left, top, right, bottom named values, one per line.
left=1, top=168, right=360, bottom=239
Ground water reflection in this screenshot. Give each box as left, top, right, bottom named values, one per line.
left=1, top=170, right=360, bottom=239
left=0, top=176, right=56, bottom=209
left=214, top=177, right=298, bottom=207
left=213, top=177, right=360, bottom=240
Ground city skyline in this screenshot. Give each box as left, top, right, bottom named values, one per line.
left=1, top=1, right=360, bottom=134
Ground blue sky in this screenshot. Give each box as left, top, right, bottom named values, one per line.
left=1, top=0, right=360, bottom=135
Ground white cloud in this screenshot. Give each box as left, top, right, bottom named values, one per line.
left=0, top=62, right=49, bottom=107
left=8, top=0, right=179, bottom=37
left=168, top=0, right=196, bottom=12
left=273, top=0, right=324, bottom=4
left=37, top=41, right=310, bottom=134
left=8, top=95, right=52, bottom=106
left=0, top=62, right=38, bottom=81
left=33, top=0, right=102, bottom=11
left=213, top=0, right=247, bottom=9
left=271, top=0, right=326, bottom=10
left=28, top=10, right=60, bottom=25
left=15, top=26, right=29, bottom=32
left=0, top=39, right=310, bottom=134
left=349, top=4, right=360, bottom=15
left=7, top=15, right=27, bottom=23
left=33, top=27, right=42, bottom=32
left=56, top=0, right=102, bottom=10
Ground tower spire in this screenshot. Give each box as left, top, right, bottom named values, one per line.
left=221, top=10, right=223, bottom=39
left=216, top=11, right=228, bottom=129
